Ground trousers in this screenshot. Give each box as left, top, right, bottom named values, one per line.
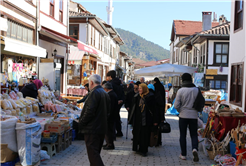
left=179, top=117, right=198, bottom=156
left=84, top=134, right=105, bottom=166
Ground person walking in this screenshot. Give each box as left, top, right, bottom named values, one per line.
left=79, top=74, right=110, bottom=166
left=147, top=84, right=165, bottom=147
left=129, top=83, right=158, bottom=157
left=103, top=82, right=118, bottom=150
left=106, top=70, right=125, bottom=137
left=174, top=73, right=200, bottom=162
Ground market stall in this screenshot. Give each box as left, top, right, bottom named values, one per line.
left=0, top=87, right=82, bottom=166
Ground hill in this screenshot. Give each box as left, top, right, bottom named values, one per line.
left=115, top=28, right=170, bottom=61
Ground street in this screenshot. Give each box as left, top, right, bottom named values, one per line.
left=40, top=108, right=214, bottom=166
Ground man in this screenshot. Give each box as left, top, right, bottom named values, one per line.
left=103, top=82, right=118, bottom=150
left=174, top=73, right=200, bottom=162
left=106, top=70, right=125, bottom=137
left=140, top=77, right=145, bottom=84
left=79, top=74, right=110, bottom=166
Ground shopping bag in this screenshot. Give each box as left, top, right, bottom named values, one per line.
left=149, top=131, right=158, bottom=147
left=159, top=121, right=171, bottom=133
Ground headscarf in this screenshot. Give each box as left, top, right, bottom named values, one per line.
left=127, top=83, right=134, bottom=93
left=139, top=83, right=149, bottom=98
left=33, top=79, right=43, bottom=90
left=147, top=84, right=155, bottom=91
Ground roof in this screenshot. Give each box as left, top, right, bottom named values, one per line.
left=171, top=20, right=219, bottom=41
left=157, top=58, right=170, bottom=64
left=103, top=23, right=124, bottom=45
left=200, top=22, right=230, bottom=35
left=136, top=61, right=158, bottom=67
left=132, top=58, right=146, bottom=65
left=69, top=11, right=95, bottom=17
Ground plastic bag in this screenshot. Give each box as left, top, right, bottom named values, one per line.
left=8, top=99, right=18, bottom=109
left=21, top=108, right=27, bottom=115
left=17, top=92, right=23, bottom=99
left=26, top=105, right=33, bottom=114
left=33, top=104, right=39, bottom=113
left=1, top=100, right=12, bottom=110
left=11, top=110, right=16, bottom=116
left=3, top=110, right=12, bottom=115
left=40, top=150, right=50, bottom=160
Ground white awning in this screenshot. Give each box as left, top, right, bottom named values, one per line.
left=0, top=17, right=8, bottom=32
left=3, top=37, right=46, bottom=58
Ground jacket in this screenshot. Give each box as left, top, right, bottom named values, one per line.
left=79, top=85, right=110, bottom=134
left=128, top=93, right=158, bottom=127
left=149, top=89, right=165, bottom=122
left=107, top=90, right=118, bottom=122
left=21, top=83, right=38, bottom=99
left=109, top=78, right=124, bottom=101
left=125, top=89, right=135, bottom=109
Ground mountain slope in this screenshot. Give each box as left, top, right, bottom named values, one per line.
left=116, top=28, right=170, bottom=61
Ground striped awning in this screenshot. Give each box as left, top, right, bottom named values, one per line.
left=68, top=45, right=85, bottom=65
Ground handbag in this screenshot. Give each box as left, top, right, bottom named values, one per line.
left=149, top=128, right=158, bottom=147
left=159, top=121, right=171, bottom=133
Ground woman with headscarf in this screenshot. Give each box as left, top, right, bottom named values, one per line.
left=21, top=79, right=43, bottom=99
left=129, top=83, right=158, bottom=157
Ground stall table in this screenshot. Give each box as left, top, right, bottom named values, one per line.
left=217, top=116, right=246, bottom=134
left=63, top=96, right=84, bottom=109
left=67, top=88, right=88, bottom=96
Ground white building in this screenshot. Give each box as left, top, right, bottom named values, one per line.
left=228, top=0, right=246, bottom=111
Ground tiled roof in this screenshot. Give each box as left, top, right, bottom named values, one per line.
left=157, top=58, right=170, bottom=64
left=136, top=61, right=158, bottom=67
left=200, top=22, right=230, bottom=35
left=69, top=11, right=95, bottom=17
left=132, top=58, right=146, bottom=65
left=174, top=20, right=219, bottom=35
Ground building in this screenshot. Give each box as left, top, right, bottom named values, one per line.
left=0, top=0, right=46, bottom=87
left=228, top=0, right=245, bottom=111
left=68, top=1, right=124, bottom=85
left=119, top=51, right=135, bottom=82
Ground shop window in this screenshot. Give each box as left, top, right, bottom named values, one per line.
left=230, top=63, right=244, bottom=106
left=234, top=0, right=244, bottom=31
left=69, top=24, right=79, bottom=41
left=214, top=43, right=229, bottom=65
left=6, top=20, right=33, bottom=44
left=59, top=0, right=63, bottom=22
left=209, top=80, right=227, bottom=90
left=50, top=0, right=55, bottom=17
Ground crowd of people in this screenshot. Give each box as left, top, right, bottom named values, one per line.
left=78, top=71, right=202, bottom=166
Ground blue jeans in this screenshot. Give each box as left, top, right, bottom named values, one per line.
left=179, top=117, right=198, bottom=156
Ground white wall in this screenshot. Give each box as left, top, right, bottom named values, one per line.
left=7, top=0, right=36, bottom=16
left=228, top=1, right=246, bottom=111
left=40, top=0, right=68, bottom=35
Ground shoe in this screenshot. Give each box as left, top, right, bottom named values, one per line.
left=102, top=144, right=107, bottom=148
left=179, top=154, right=186, bottom=160
left=103, top=145, right=115, bottom=150
left=141, top=152, right=147, bottom=157
left=136, top=151, right=147, bottom=157
left=116, top=132, right=123, bottom=137
left=192, top=149, right=199, bottom=162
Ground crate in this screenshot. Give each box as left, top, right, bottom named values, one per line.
left=55, top=129, right=72, bottom=153
left=41, top=134, right=58, bottom=144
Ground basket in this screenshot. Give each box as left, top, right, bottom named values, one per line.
left=207, top=139, right=227, bottom=160
left=219, top=157, right=236, bottom=166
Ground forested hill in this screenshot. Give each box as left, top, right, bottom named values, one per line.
left=116, top=28, right=170, bottom=61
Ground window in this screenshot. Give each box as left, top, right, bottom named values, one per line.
left=173, top=51, right=176, bottom=63
left=234, top=0, right=243, bottom=31
left=193, top=48, right=197, bottom=64
left=69, top=24, right=79, bottom=41
left=91, top=26, right=93, bottom=45
left=230, top=63, right=244, bottom=106
left=6, top=20, right=34, bottom=44
left=104, top=38, right=107, bottom=53
left=214, top=43, right=229, bottom=65
left=59, top=0, right=63, bottom=22
left=110, top=44, right=112, bottom=57
left=94, top=28, right=96, bottom=46
left=50, top=0, right=54, bottom=17
left=201, top=43, right=206, bottom=65
left=209, top=80, right=227, bottom=89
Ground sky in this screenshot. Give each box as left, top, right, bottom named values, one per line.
left=74, top=0, right=231, bottom=50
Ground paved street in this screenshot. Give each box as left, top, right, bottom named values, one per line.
left=41, top=108, right=214, bottom=166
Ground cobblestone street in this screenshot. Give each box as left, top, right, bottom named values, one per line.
left=41, top=108, right=214, bottom=166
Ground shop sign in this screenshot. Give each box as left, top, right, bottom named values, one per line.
left=206, top=76, right=214, bottom=79
left=206, top=69, right=218, bottom=75
left=0, top=17, right=8, bottom=31
left=68, top=60, right=81, bottom=65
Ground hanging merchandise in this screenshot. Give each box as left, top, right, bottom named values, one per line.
left=7, top=58, right=13, bottom=73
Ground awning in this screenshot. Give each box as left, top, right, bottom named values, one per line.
left=0, top=17, right=8, bottom=32
left=68, top=45, right=85, bottom=65
left=78, top=41, right=98, bottom=55
left=3, top=36, right=46, bottom=58
left=116, top=64, right=126, bottom=74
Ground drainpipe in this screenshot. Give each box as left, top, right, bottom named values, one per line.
left=36, top=0, right=40, bottom=79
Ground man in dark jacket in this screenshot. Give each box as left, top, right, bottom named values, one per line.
left=79, top=74, right=110, bottom=166
left=103, top=82, right=118, bottom=150
left=106, top=70, right=125, bottom=137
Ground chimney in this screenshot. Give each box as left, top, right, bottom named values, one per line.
left=202, top=11, right=212, bottom=31
left=213, top=12, right=217, bottom=22
left=219, top=15, right=228, bottom=25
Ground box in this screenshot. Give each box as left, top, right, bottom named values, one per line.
left=1, top=144, right=18, bottom=163
left=45, top=122, right=64, bottom=134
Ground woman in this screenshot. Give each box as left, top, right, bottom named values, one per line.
left=21, top=79, right=43, bottom=99
left=174, top=73, right=199, bottom=162
left=129, top=83, right=158, bottom=157
left=148, top=84, right=165, bottom=147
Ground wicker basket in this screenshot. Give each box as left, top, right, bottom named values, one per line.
left=207, top=139, right=227, bottom=160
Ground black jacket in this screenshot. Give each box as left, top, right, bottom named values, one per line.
left=129, top=93, right=158, bottom=127
left=149, top=89, right=165, bottom=122
left=125, top=89, right=136, bottom=109
left=107, top=90, right=118, bottom=122
left=79, top=85, right=110, bottom=134
left=109, top=78, right=124, bottom=101
left=21, top=83, right=38, bottom=99
left=154, top=82, right=166, bottom=104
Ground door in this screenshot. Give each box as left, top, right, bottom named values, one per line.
left=55, top=69, right=61, bottom=91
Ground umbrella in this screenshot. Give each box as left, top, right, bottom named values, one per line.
left=134, top=63, right=197, bottom=76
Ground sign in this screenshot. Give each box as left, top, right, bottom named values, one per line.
left=206, top=76, right=214, bottom=79
left=68, top=60, right=81, bottom=65
left=78, top=41, right=98, bottom=55
left=206, top=69, right=218, bottom=75
left=0, top=17, right=8, bottom=31
left=194, top=73, right=204, bottom=87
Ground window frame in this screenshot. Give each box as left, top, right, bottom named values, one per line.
left=230, top=62, right=244, bottom=107
left=69, top=24, right=79, bottom=41
left=59, top=0, right=63, bottom=23
left=234, top=0, right=244, bottom=31
left=193, top=48, right=198, bottom=64
left=213, top=42, right=229, bottom=66
left=50, top=0, right=55, bottom=18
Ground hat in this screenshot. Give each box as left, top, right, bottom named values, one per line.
left=147, top=84, right=155, bottom=91
left=181, top=73, right=192, bottom=82
left=103, top=82, right=113, bottom=89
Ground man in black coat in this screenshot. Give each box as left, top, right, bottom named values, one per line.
left=79, top=74, right=110, bottom=166
left=103, top=82, right=118, bottom=150
left=106, top=70, right=125, bottom=137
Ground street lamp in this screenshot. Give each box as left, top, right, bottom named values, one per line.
left=52, top=49, right=57, bottom=56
